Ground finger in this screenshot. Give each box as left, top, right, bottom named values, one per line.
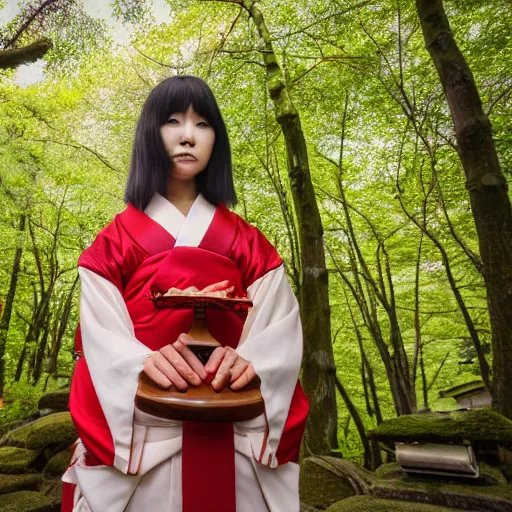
left=143, top=358, right=173, bottom=389
left=159, top=344, right=201, bottom=386
left=230, top=365, right=256, bottom=391
left=211, top=348, right=238, bottom=391
left=152, top=351, right=189, bottom=391
left=174, top=334, right=208, bottom=381
left=204, top=347, right=226, bottom=375
left=229, top=358, right=250, bottom=382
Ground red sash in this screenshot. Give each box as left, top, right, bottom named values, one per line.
left=183, top=422, right=236, bottom=511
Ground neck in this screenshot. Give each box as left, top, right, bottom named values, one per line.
left=166, top=178, right=198, bottom=216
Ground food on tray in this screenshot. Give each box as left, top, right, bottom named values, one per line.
left=153, top=280, right=236, bottom=299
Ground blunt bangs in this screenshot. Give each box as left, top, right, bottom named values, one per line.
left=124, top=75, right=237, bottom=211
left=154, top=77, right=219, bottom=130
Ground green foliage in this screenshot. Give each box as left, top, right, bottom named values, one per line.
left=0, top=381, right=63, bottom=426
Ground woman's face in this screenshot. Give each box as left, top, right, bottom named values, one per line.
left=160, top=104, right=216, bottom=182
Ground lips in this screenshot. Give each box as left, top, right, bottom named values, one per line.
left=174, top=153, right=196, bottom=161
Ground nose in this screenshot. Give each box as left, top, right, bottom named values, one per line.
left=180, top=120, right=195, bottom=147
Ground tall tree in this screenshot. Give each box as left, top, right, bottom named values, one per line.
left=209, top=0, right=339, bottom=454
left=416, top=0, right=512, bottom=417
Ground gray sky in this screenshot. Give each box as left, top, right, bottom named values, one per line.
left=0, top=0, right=173, bottom=87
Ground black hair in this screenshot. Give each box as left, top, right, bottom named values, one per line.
left=124, top=75, right=237, bottom=210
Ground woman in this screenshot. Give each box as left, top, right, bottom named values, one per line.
left=62, top=75, right=309, bottom=512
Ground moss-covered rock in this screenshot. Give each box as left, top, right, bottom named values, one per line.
left=369, top=408, right=512, bottom=446
left=0, top=423, right=30, bottom=448
left=326, top=495, right=461, bottom=511
left=375, top=463, right=405, bottom=480
left=42, top=446, right=64, bottom=463
left=37, top=391, right=70, bottom=413
left=372, top=478, right=512, bottom=511
left=43, top=450, right=71, bottom=477
left=300, top=503, right=321, bottom=512
left=0, top=420, right=32, bottom=439
left=25, top=412, right=76, bottom=451
left=0, top=447, right=39, bottom=474
left=478, top=462, right=508, bottom=485
left=299, top=456, right=374, bottom=509
left=501, top=463, right=512, bottom=483
left=39, top=478, right=62, bottom=500
left=0, top=474, right=42, bottom=495
left=0, top=490, right=59, bottom=511
left=0, top=413, right=76, bottom=451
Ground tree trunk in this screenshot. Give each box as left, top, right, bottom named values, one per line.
left=240, top=0, right=338, bottom=454
left=334, top=375, right=377, bottom=469
left=0, top=38, right=53, bottom=70
left=346, top=293, right=383, bottom=424
left=32, top=323, right=50, bottom=383
left=14, top=341, right=27, bottom=382
left=416, top=0, right=512, bottom=418
left=47, top=275, right=79, bottom=375
left=0, top=214, right=26, bottom=397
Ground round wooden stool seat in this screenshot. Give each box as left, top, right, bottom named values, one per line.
left=136, top=371, right=264, bottom=422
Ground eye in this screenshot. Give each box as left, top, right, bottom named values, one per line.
left=167, top=118, right=178, bottom=124
left=198, top=121, right=210, bottom=127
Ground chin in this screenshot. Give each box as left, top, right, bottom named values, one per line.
left=170, top=168, right=205, bottom=181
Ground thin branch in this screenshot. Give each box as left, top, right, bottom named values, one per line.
left=132, top=45, right=174, bottom=68
left=486, top=82, right=512, bottom=116
left=23, top=138, right=122, bottom=173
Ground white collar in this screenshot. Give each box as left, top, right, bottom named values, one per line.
left=144, top=192, right=216, bottom=247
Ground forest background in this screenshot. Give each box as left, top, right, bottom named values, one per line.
left=0, top=0, right=510, bottom=467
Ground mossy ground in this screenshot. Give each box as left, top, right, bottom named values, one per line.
left=0, top=490, right=59, bottom=511
left=301, top=455, right=512, bottom=511
left=372, top=478, right=512, bottom=511
left=326, top=495, right=462, bottom=511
